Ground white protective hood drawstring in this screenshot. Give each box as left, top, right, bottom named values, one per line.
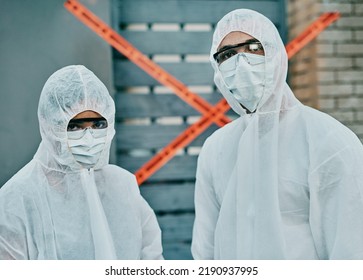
left=81, top=168, right=117, bottom=259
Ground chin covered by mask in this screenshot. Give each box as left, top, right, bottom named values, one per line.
left=219, top=53, right=265, bottom=112
left=67, top=128, right=107, bottom=169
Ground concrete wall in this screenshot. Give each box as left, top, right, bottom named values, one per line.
left=0, top=0, right=113, bottom=186
left=288, top=0, right=363, bottom=141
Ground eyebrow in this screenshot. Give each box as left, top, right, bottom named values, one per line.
left=217, top=38, right=260, bottom=52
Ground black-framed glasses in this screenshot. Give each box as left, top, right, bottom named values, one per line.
left=67, top=117, right=108, bottom=132
left=213, top=39, right=264, bottom=64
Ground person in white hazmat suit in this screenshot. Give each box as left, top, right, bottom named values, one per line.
left=191, top=9, right=363, bottom=259
left=0, top=65, right=163, bottom=260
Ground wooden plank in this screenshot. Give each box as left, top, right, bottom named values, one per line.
left=140, top=183, right=195, bottom=212
left=117, top=155, right=198, bottom=181
left=157, top=213, right=194, bottom=242
left=162, top=243, right=193, bottom=260
left=115, top=31, right=213, bottom=55
left=115, top=92, right=228, bottom=118
left=116, top=124, right=218, bottom=150
left=117, top=0, right=280, bottom=24
left=111, top=0, right=286, bottom=262
left=114, top=61, right=214, bottom=86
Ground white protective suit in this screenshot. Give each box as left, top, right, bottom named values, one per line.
left=191, top=9, right=363, bottom=259
left=0, top=65, right=163, bottom=260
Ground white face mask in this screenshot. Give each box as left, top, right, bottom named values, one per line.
left=219, top=53, right=265, bottom=113
left=67, top=128, right=107, bottom=169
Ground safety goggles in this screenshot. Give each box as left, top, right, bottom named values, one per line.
left=67, top=117, right=108, bottom=132
left=213, top=39, right=264, bottom=65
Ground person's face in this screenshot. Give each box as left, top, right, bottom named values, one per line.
left=67, top=110, right=108, bottom=131
left=214, top=32, right=265, bottom=114
left=214, top=31, right=264, bottom=65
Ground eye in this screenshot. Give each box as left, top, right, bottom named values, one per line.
left=92, top=119, right=108, bottom=129
left=67, top=122, right=82, bottom=131
left=218, top=49, right=238, bottom=64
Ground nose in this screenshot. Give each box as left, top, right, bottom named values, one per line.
left=83, top=128, right=96, bottom=145
left=77, top=121, right=94, bottom=130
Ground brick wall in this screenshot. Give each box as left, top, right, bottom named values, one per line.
left=288, top=0, right=363, bottom=141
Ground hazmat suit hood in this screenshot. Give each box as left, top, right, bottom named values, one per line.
left=35, top=65, right=115, bottom=171
left=210, top=9, right=299, bottom=115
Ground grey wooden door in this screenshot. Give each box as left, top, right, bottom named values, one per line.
left=112, top=0, right=286, bottom=259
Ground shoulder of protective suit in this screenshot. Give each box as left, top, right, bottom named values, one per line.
left=302, top=105, right=362, bottom=154
left=0, top=162, right=34, bottom=197
left=0, top=169, right=33, bottom=217
left=204, top=117, right=242, bottom=145
left=100, top=164, right=143, bottom=196
left=101, top=164, right=140, bottom=188
left=303, top=106, right=359, bottom=139
left=102, top=164, right=136, bottom=179
left=0, top=181, right=23, bottom=205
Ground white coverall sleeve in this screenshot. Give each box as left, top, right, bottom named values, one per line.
left=0, top=211, right=28, bottom=260
left=192, top=139, right=220, bottom=259
left=309, top=143, right=363, bottom=259
left=139, top=197, right=164, bottom=260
